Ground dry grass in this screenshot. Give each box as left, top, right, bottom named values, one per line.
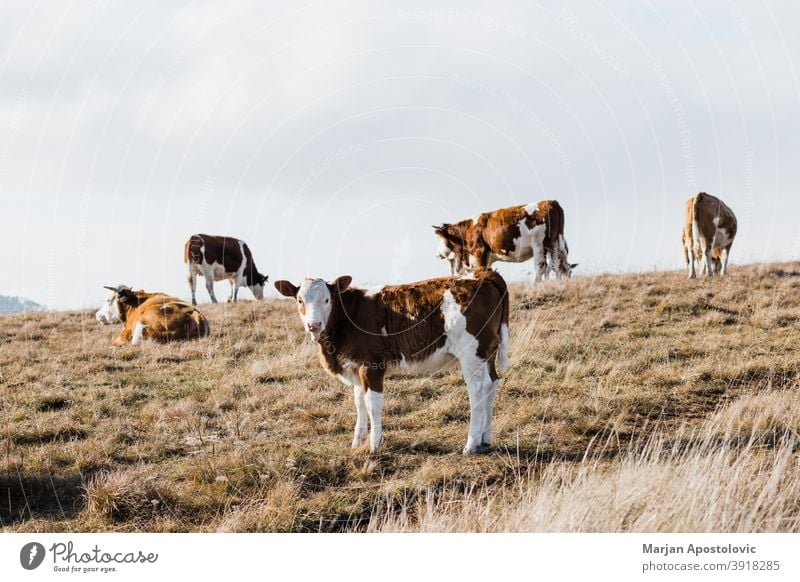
left=1, top=262, right=799, bottom=532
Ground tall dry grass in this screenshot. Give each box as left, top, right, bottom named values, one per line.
left=367, top=390, right=800, bottom=532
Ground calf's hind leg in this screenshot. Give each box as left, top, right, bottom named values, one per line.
left=459, top=355, right=494, bottom=454
left=481, top=359, right=500, bottom=447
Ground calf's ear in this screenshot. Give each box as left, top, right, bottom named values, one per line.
left=330, top=275, right=352, bottom=292
left=273, top=280, right=299, bottom=298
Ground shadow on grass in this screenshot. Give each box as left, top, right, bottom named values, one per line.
left=0, top=472, right=86, bottom=527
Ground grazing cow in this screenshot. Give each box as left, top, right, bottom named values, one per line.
left=274, top=269, right=510, bottom=454
left=184, top=234, right=269, bottom=305
left=100, top=286, right=210, bottom=346
left=682, top=192, right=737, bottom=278
left=433, top=200, right=576, bottom=282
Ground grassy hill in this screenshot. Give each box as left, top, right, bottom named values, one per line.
left=1, top=262, right=799, bottom=532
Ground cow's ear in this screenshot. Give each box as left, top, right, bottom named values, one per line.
left=273, top=280, right=298, bottom=298
left=330, top=276, right=352, bottom=293
left=569, top=263, right=579, bottom=270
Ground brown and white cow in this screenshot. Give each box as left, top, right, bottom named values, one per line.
left=433, top=200, right=576, bottom=282
left=184, top=234, right=268, bottom=305
left=99, top=285, right=210, bottom=346
left=682, top=192, right=737, bottom=278
left=274, top=269, right=510, bottom=455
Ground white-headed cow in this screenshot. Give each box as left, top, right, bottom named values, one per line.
left=98, top=285, right=210, bottom=346
left=274, top=269, right=510, bottom=455
left=185, top=234, right=268, bottom=305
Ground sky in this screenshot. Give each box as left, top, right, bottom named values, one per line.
left=1, top=0, right=799, bottom=310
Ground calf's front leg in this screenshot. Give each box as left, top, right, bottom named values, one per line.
left=352, top=383, right=369, bottom=448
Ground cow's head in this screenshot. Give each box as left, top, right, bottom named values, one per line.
left=249, top=273, right=269, bottom=300
left=274, top=275, right=352, bottom=339
left=433, top=225, right=456, bottom=261
left=96, top=285, right=129, bottom=324
left=561, top=262, right=579, bottom=278
left=433, top=225, right=468, bottom=276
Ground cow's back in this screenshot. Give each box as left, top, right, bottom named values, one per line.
left=373, top=272, right=507, bottom=363
left=479, top=206, right=529, bottom=253
left=528, top=200, right=564, bottom=248
left=132, top=296, right=210, bottom=342
left=185, top=234, right=243, bottom=273
left=688, top=193, right=737, bottom=244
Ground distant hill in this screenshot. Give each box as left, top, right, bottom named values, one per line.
left=0, top=294, right=45, bottom=314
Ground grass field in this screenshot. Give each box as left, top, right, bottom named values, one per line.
left=1, top=262, right=799, bottom=532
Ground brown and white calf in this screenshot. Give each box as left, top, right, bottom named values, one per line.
left=274, top=270, right=510, bottom=454
left=99, top=286, right=210, bottom=346
left=682, top=192, right=737, bottom=278
left=184, top=234, right=268, bottom=305
left=434, top=200, right=576, bottom=282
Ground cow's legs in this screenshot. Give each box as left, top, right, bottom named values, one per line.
left=532, top=243, right=547, bottom=283
left=364, top=390, right=383, bottom=452
left=459, top=355, right=493, bottom=454
left=720, top=246, right=731, bottom=276
left=481, top=380, right=499, bottom=447
left=205, top=278, right=218, bottom=303
left=188, top=271, right=198, bottom=306
left=703, top=244, right=714, bottom=277
left=360, top=366, right=385, bottom=452
left=351, top=384, right=369, bottom=448
left=227, top=279, right=236, bottom=302
left=686, top=244, right=697, bottom=279
left=548, top=247, right=563, bottom=282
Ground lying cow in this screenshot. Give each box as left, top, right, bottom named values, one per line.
left=274, top=269, right=510, bottom=455
left=682, top=192, right=737, bottom=278
left=98, top=285, right=210, bottom=346
left=185, top=234, right=269, bottom=305
left=434, top=200, right=576, bottom=282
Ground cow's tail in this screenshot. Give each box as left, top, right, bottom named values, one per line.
left=184, top=238, right=191, bottom=264
left=691, top=194, right=702, bottom=250
left=479, top=269, right=511, bottom=373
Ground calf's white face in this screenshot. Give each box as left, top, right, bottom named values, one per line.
left=274, top=276, right=352, bottom=339
left=95, top=291, right=122, bottom=324
left=435, top=236, right=455, bottom=261
left=296, top=279, right=332, bottom=337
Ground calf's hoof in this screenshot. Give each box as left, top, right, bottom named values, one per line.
left=351, top=435, right=368, bottom=449
left=463, top=443, right=492, bottom=455
left=368, top=436, right=385, bottom=453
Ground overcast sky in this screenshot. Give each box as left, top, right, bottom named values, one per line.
left=2, top=0, right=799, bottom=309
